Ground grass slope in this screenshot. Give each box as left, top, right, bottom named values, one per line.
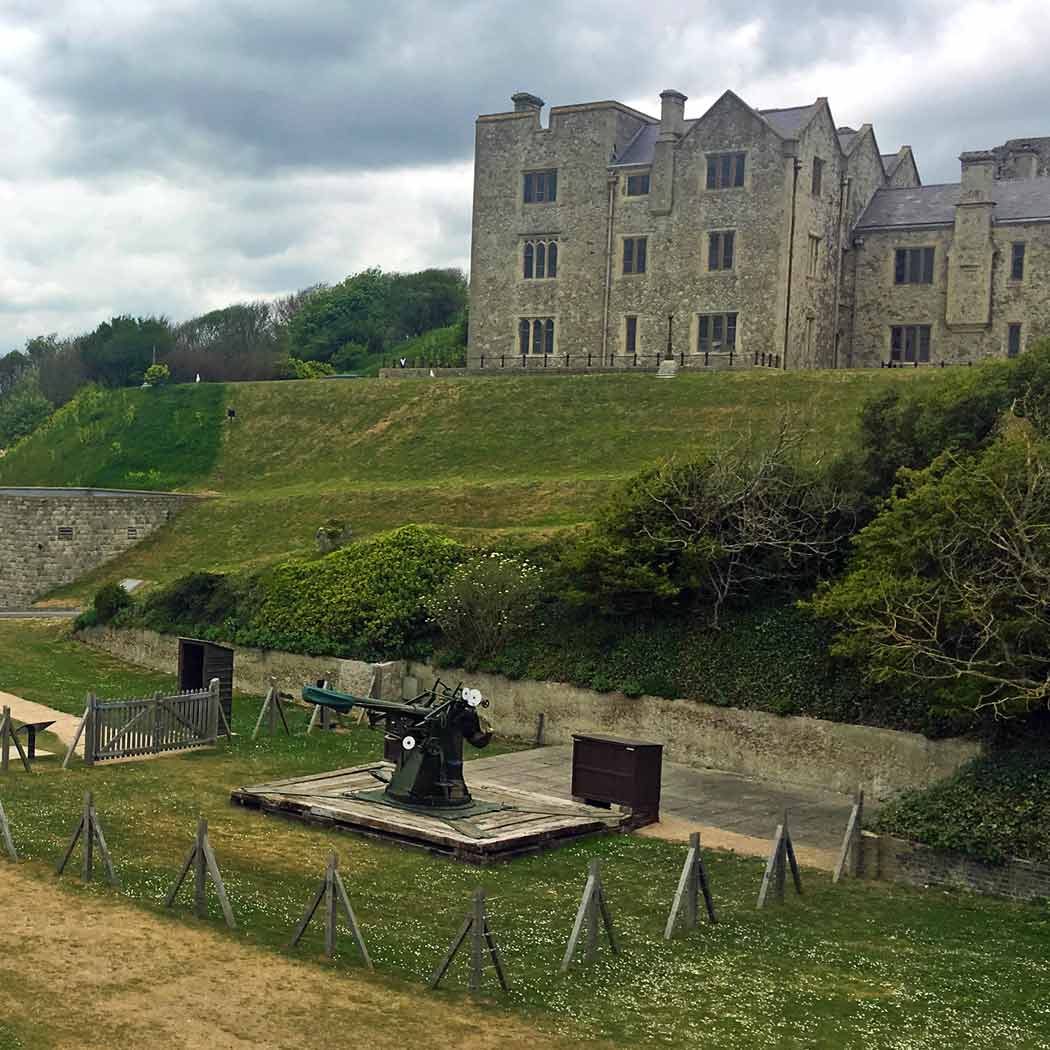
left=0, top=622, right=1047, bottom=1050
left=1, top=370, right=942, bottom=600
left=0, top=383, right=225, bottom=491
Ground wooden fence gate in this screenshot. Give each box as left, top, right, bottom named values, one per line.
left=77, top=678, right=222, bottom=765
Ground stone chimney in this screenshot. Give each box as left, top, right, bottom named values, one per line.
left=1008, top=145, right=1039, bottom=179
left=947, top=152, right=997, bottom=329
left=511, top=92, right=544, bottom=115
left=659, top=89, right=687, bottom=139
left=959, top=151, right=996, bottom=201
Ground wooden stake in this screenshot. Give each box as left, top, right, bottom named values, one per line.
left=62, top=698, right=91, bottom=769
left=0, top=800, right=17, bottom=861
left=833, top=790, right=865, bottom=883
left=664, top=831, right=716, bottom=939
left=0, top=707, right=32, bottom=774
left=252, top=683, right=291, bottom=741
left=55, top=791, right=118, bottom=886
left=164, top=817, right=236, bottom=929
left=757, top=810, right=803, bottom=908
left=561, top=858, right=619, bottom=972
left=287, top=851, right=373, bottom=968
left=430, top=887, right=508, bottom=992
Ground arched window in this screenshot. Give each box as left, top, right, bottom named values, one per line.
left=532, top=319, right=543, bottom=355
left=536, top=242, right=546, bottom=278
left=544, top=319, right=555, bottom=355
left=518, top=319, right=530, bottom=355
left=547, top=242, right=558, bottom=277
left=523, top=242, right=534, bottom=279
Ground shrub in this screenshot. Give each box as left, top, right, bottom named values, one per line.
left=253, top=525, right=464, bottom=658
left=425, top=552, right=544, bottom=659
left=810, top=416, right=1050, bottom=717
left=92, top=582, right=132, bottom=624
left=143, top=363, right=171, bottom=386
left=873, top=742, right=1050, bottom=864
left=282, top=358, right=335, bottom=380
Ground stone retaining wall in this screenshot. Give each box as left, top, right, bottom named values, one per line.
left=860, top=831, right=1050, bottom=902
left=0, top=488, right=195, bottom=610
left=76, top=627, right=979, bottom=801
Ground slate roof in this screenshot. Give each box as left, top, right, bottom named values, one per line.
left=758, top=104, right=819, bottom=137
left=609, top=100, right=818, bottom=168
left=857, top=176, right=1050, bottom=229
left=881, top=153, right=904, bottom=175
left=837, top=127, right=859, bottom=153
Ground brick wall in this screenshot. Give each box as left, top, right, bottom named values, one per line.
left=0, top=488, right=195, bottom=610
left=861, top=830, right=1050, bottom=901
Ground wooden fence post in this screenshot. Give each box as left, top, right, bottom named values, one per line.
left=288, top=851, right=373, bottom=968
left=0, top=706, right=32, bottom=774
left=55, top=790, right=118, bottom=886
left=84, top=693, right=97, bottom=767
left=664, top=831, right=717, bottom=939
left=561, top=858, right=619, bottom=972
left=833, top=790, right=865, bottom=883
left=164, top=816, right=236, bottom=929
left=0, top=801, right=17, bottom=861
left=207, top=678, right=221, bottom=744
left=757, top=809, right=803, bottom=908
left=430, top=887, right=508, bottom=992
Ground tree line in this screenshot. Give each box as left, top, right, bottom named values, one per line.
left=0, top=267, right=467, bottom=448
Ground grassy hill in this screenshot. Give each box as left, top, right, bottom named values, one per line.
left=0, top=369, right=943, bottom=601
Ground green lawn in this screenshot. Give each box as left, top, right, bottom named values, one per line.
left=0, top=370, right=944, bottom=601
left=0, top=622, right=1047, bottom=1049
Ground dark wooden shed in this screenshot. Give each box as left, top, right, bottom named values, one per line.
left=178, top=638, right=234, bottom=732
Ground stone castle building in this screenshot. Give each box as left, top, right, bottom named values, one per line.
left=467, top=89, right=1050, bottom=369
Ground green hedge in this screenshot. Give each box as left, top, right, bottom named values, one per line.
left=435, top=599, right=970, bottom=738
left=873, top=742, right=1050, bottom=864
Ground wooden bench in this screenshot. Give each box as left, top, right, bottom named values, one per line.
left=13, top=720, right=56, bottom=760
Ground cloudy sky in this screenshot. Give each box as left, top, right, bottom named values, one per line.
left=2, top=0, right=1048, bottom=352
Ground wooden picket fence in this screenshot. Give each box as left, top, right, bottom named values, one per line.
left=71, top=678, right=222, bottom=765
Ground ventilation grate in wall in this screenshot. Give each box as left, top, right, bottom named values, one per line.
left=57, top=526, right=74, bottom=541
left=127, top=526, right=139, bottom=540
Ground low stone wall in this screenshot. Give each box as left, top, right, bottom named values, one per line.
left=860, top=831, right=1050, bottom=902
left=76, top=627, right=982, bottom=801
left=403, top=660, right=978, bottom=801
left=78, top=626, right=395, bottom=701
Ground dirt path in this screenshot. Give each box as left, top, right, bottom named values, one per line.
left=637, top=816, right=841, bottom=871
left=0, top=691, right=82, bottom=751
left=0, top=863, right=598, bottom=1050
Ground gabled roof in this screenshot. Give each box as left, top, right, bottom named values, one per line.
left=757, top=104, right=819, bottom=138
left=608, top=94, right=822, bottom=169
left=881, top=153, right=904, bottom=176
left=838, top=126, right=859, bottom=153
left=856, top=176, right=1050, bottom=229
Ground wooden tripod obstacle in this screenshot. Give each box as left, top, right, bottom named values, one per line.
left=833, top=790, right=865, bottom=883
left=0, top=706, right=32, bottom=774
left=288, top=851, right=373, bottom=968
left=430, top=887, right=509, bottom=993
left=56, top=791, right=118, bottom=886
left=664, top=831, right=717, bottom=938
left=0, top=801, right=17, bottom=861
left=164, top=817, right=237, bottom=929
left=757, top=809, right=803, bottom=908
left=561, top=858, right=619, bottom=972
left=252, top=679, right=291, bottom=740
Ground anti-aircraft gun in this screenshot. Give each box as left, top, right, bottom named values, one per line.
left=302, top=679, right=493, bottom=811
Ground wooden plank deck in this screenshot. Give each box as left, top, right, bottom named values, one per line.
left=231, top=762, right=627, bottom=864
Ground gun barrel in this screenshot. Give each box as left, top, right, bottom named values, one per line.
left=302, top=684, right=427, bottom=719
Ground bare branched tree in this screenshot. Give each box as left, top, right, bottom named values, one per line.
left=636, top=415, right=854, bottom=624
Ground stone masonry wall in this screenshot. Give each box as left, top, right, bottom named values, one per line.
left=849, top=220, right=1050, bottom=366
left=860, top=830, right=1050, bottom=902
left=0, top=488, right=194, bottom=609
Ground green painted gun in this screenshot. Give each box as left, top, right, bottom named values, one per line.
left=302, top=679, right=493, bottom=810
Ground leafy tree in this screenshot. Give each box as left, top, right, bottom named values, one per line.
left=810, top=415, right=1050, bottom=717
left=78, top=316, right=175, bottom=387
left=388, top=269, right=467, bottom=338
left=143, top=363, right=171, bottom=386
left=287, top=268, right=393, bottom=361
left=0, top=371, right=52, bottom=447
